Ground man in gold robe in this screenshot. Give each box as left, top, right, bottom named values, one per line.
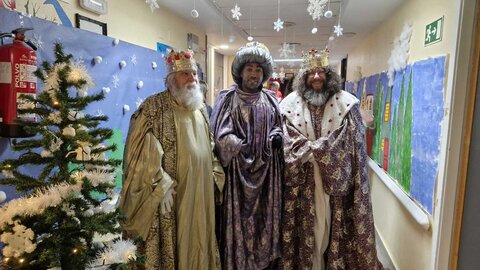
left=118, top=49, right=225, bottom=269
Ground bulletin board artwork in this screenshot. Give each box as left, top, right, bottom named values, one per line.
left=0, top=8, right=167, bottom=200
left=346, top=56, right=446, bottom=214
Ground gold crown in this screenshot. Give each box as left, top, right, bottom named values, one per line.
left=302, top=48, right=329, bottom=69
left=166, top=49, right=197, bottom=74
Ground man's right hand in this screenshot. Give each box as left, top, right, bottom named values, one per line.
left=161, top=187, right=176, bottom=215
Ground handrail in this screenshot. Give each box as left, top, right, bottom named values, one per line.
left=368, top=158, right=431, bottom=231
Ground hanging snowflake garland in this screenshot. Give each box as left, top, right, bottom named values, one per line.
left=278, top=42, right=292, bottom=59
left=231, top=4, right=242, bottom=20
left=334, top=24, right=343, bottom=36
left=273, top=18, right=284, bottom=32
left=307, top=0, right=328, bottom=21
left=145, top=0, right=159, bottom=12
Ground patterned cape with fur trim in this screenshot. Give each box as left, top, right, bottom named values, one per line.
left=280, top=89, right=385, bottom=270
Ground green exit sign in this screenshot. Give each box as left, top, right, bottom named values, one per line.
left=425, top=17, right=444, bottom=46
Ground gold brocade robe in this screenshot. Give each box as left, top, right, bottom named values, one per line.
left=119, top=91, right=224, bottom=269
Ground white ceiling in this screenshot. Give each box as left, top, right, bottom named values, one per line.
left=158, top=0, right=404, bottom=69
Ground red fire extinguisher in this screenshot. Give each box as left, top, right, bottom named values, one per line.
left=0, top=28, right=38, bottom=138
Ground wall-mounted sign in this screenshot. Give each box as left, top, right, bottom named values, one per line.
left=424, top=16, right=443, bottom=46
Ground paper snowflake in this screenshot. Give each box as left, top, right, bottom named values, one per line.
left=307, top=0, right=328, bottom=21
left=271, top=72, right=279, bottom=79
left=33, top=33, right=44, bottom=50
left=231, top=4, right=242, bottom=20
left=131, top=54, right=137, bottom=65
left=278, top=42, right=292, bottom=59
left=274, top=18, right=284, bottom=32
left=334, top=24, right=343, bottom=36
left=112, top=74, right=120, bottom=88
left=145, top=0, right=159, bottom=12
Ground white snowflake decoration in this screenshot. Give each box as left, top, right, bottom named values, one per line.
left=131, top=54, right=137, bottom=65
left=273, top=18, right=284, bottom=32
left=32, top=33, right=43, bottom=49
left=0, top=222, right=36, bottom=257
left=95, top=109, right=104, bottom=117
left=271, top=72, right=279, bottom=79
left=231, top=4, right=242, bottom=20
left=334, top=24, right=343, bottom=36
left=307, top=0, right=328, bottom=21
left=136, top=97, right=145, bottom=108
left=278, top=42, right=292, bottom=59
left=145, top=0, right=159, bottom=12
left=112, top=74, right=120, bottom=88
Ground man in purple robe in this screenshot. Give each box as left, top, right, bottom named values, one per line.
left=211, top=42, right=283, bottom=270
left=279, top=48, right=385, bottom=270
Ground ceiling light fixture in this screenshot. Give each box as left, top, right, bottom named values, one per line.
left=273, top=59, right=303, bottom=62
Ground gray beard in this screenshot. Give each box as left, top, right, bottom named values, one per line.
left=170, top=82, right=204, bottom=111
left=303, top=88, right=329, bottom=107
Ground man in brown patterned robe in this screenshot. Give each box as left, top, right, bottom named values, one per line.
left=211, top=42, right=283, bottom=270
left=279, top=49, right=384, bottom=270
left=119, top=50, right=224, bottom=269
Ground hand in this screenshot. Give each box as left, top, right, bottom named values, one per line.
left=272, top=134, right=283, bottom=149
left=160, top=187, right=176, bottom=215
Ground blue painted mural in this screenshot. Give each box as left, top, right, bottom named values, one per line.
left=0, top=8, right=167, bottom=202
left=346, top=56, right=446, bottom=214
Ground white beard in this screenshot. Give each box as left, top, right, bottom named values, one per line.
left=303, top=88, right=329, bottom=107
left=170, top=82, right=204, bottom=111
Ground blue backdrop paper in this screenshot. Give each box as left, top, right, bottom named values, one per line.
left=0, top=8, right=167, bottom=202
left=348, top=56, right=446, bottom=214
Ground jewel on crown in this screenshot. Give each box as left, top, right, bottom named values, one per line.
left=302, top=48, right=329, bottom=69
left=166, top=49, right=197, bottom=74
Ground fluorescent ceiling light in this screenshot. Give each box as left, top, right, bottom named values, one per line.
left=273, top=59, right=303, bottom=62
left=219, top=45, right=229, bottom=49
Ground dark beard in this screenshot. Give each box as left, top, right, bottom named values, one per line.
left=303, top=88, right=329, bottom=107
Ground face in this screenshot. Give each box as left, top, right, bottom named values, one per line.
left=175, top=70, right=198, bottom=89
left=306, top=68, right=327, bottom=92
left=241, top=63, right=263, bottom=92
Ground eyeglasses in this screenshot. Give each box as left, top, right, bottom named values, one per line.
left=307, top=70, right=326, bottom=78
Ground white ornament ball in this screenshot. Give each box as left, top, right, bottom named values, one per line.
left=137, top=81, right=144, bottom=90
left=62, top=126, right=76, bottom=137
left=191, top=9, right=199, bottom=18
left=102, top=87, right=111, bottom=94
left=311, top=27, right=318, bottom=34
left=324, top=10, right=333, bottom=18
left=93, top=241, right=104, bottom=249
left=123, top=104, right=130, bottom=112
left=247, top=36, right=253, bottom=41
left=119, top=60, right=127, bottom=69
left=83, top=209, right=95, bottom=217
left=152, top=62, right=158, bottom=69
left=0, top=191, right=6, bottom=203
left=113, top=38, right=119, bottom=46
left=329, top=36, right=335, bottom=41
left=93, top=56, right=103, bottom=65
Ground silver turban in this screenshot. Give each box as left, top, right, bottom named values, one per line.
left=231, top=42, right=273, bottom=86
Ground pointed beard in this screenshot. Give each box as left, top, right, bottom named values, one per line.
left=303, top=88, right=329, bottom=107
left=170, top=82, right=204, bottom=111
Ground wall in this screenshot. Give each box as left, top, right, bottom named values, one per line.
left=346, top=0, right=460, bottom=269
left=15, top=0, right=207, bottom=71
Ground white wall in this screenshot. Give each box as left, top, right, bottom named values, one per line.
left=346, top=0, right=461, bottom=269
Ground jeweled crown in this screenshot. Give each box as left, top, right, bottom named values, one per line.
left=302, top=48, right=329, bottom=69
left=166, top=49, right=197, bottom=74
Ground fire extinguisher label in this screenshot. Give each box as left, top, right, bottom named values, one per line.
left=14, top=63, right=37, bottom=88
left=17, top=93, right=37, bottom=122
left=0, top=62, right=12, bottom=84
